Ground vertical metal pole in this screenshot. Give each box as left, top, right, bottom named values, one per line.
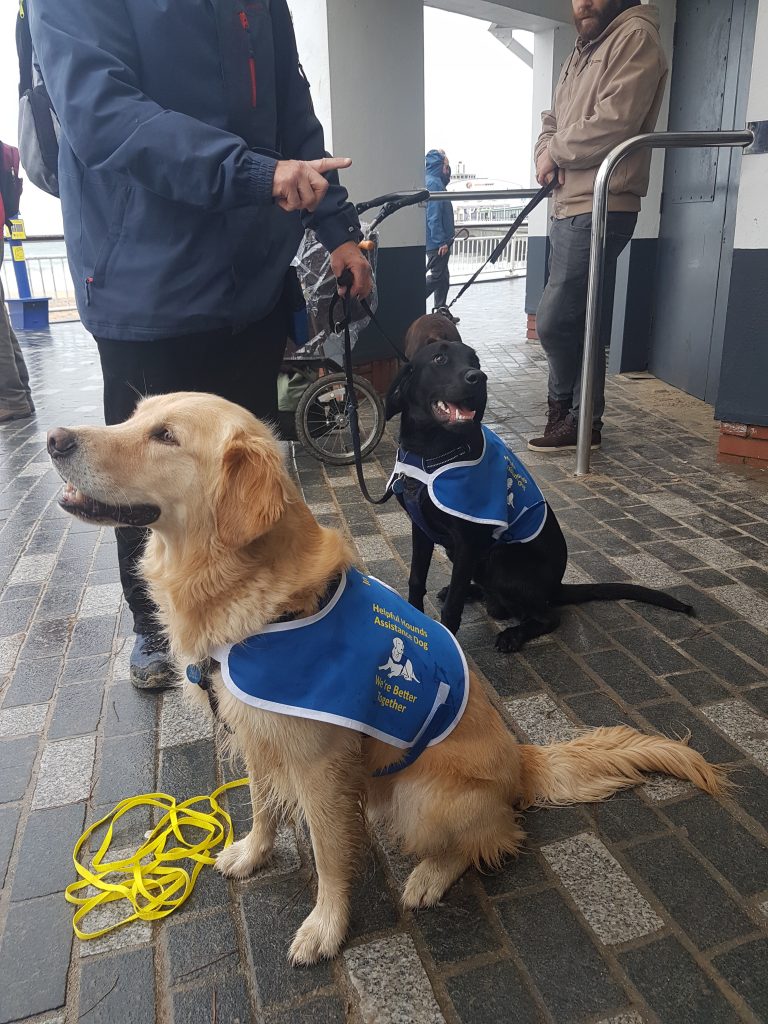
left=574, top=165, right=611, bottom=476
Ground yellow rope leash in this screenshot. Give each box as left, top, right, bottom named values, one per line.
left=65, top=778, right=248, bottom=940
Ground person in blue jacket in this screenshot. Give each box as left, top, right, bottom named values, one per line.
left=29, top=0, right=373, bottom=690
left=424, top=149, right=458, bottom=324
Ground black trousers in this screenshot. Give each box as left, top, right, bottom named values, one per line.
left=425, top=249, right=450, bottom=308
left=96, top=304, right=288, bottom=634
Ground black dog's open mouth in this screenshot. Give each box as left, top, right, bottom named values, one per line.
left=431, top=400, right=477, bottom=425
left=58, top=482, right=160, bottom=527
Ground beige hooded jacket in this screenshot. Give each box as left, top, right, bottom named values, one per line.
left=535, top=4, right=668, bottom=218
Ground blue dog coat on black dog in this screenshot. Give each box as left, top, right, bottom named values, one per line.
left=389, top=425, right=547, bottom=545
left=212, top=568, right=469, bottom=773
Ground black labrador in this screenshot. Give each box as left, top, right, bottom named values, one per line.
left=385, top=340, right=692, bottom=652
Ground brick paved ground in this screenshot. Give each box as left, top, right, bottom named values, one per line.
left=1, top=279, right=767, bottom=1024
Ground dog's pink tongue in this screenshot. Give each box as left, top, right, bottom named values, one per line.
left=448, top=403, right=475, bottom=423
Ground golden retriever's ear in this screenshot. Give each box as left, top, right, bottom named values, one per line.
left=215, top=432, right=288, bottom=547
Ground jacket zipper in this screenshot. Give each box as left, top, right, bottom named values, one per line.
left=239, top=11, right=257, bottom=107
left=85, top=277, right=93, bottom=305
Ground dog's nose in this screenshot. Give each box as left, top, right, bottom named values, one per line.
left=47, top=427, right=78, bottom=458
left=464, top=369, right=487, bottom=386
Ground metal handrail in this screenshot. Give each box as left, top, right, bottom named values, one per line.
left=428, top=189, right=539, bottom=202
left=575, top=128, right=755, bottom=476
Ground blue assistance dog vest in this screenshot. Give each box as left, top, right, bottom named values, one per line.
left=212, top=569, right=469, bottom=775
left=388, top=425, right=547, bottom=545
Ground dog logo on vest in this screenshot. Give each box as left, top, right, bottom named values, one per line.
left=379, top=636, right=420, bottom=684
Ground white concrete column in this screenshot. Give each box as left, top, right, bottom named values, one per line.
left=634, top=0, right=675, bottom=240
left=608, top=0, right=675, bottom=373
left=528, top=24, right=574, bottom=231
left=291, top=0, right=425, bottom=366
left=525, top=24, right=573, bottom=317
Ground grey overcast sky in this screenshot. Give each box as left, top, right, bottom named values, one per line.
left=0, top=4, right=535, bottom=236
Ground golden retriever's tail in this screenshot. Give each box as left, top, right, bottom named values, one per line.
left=517, top=726, right=727, bottom=809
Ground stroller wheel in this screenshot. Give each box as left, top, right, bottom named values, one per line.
left=296, top=372, right=385, bottom=465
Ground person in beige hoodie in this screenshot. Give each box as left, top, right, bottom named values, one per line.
left=528, top=0, right=667, bottom=453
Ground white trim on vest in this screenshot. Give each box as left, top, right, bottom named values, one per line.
left=389, top=431, right=549, bottom=543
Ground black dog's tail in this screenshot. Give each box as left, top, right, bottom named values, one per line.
left=555, top=583, right=694, bottom=615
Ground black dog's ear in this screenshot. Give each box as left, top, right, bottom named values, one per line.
left=385, top=363, right=414, bottom=420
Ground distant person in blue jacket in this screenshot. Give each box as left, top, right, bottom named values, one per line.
left=424, top=149, right=458, bottom=324
left=30, top=0, right=372, bottom=690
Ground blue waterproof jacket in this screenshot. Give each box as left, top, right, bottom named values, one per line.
left=425, top=149, right=454, bottom=252
left=29, top=0, right=360, bottom=340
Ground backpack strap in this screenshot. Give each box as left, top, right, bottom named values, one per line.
left=16, top=0, right=34, bottom=97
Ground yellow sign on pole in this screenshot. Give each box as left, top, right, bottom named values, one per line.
left=10, top=218, right=27, bottom=241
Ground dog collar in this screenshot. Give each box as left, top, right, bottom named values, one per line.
left=393, top=442, right=472, bottom=477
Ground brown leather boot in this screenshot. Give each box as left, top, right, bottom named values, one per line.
left=543, top=398, right=570, bottom=437
left=527, top=412, right=601, bottom=453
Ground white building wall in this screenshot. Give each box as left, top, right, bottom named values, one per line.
left=290, top=0, right=425, bottom=249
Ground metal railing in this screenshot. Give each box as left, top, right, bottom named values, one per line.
left=575, top=129, right=755, bottom=476
left=2, top=245, right=77, bottom=315
left=428, top=189, right=538, bottom=203
left=455, top=205, right=525, bottom=224
left=428, top=189, right=536, bottom=284
left=450, top=228, right=528, bottom=282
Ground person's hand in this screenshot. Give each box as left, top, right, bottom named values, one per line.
left=272, top=157, right=352, bottom=212
left=329, top=241, right=374, bottom=299
left=438, top=243, right=449, bottom=257
left=535, top=149, right=558, bottom=186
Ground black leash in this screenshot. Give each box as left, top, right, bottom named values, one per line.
left=447, top=178, right=556, bottom=310
left=329, top=270, right=395, bottom=506
left=359, top=299, right=409, bottom=363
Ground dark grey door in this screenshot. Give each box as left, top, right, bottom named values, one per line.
left=648, top=0, right=751, bottom=402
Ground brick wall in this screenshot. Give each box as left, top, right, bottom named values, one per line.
left=718, top=422, right=768, bottom=467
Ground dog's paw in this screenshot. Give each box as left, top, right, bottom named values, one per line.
left=495, top=627, right=523, bottom=653
left=215, top=835, right=273, bottom=879
left=289, top=906, right=346, bottom=966
left=402, top=862, right=448, bottom=909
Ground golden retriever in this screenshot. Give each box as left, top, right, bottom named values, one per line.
left=48, top=392, right=726, bottom=965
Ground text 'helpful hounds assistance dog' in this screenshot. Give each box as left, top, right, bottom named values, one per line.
left=48, top=393, right=725, bottom=965
left=386, top=339, right=694, bottom=651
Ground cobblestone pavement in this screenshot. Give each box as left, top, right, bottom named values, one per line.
left=1, top=280, right=768, bottom=1024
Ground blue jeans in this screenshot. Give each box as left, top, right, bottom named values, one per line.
left=536, top=212, right=636, bottom=429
